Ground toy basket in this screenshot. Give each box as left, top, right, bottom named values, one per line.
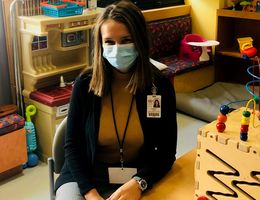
left=40, top=1, right=84, bottom=17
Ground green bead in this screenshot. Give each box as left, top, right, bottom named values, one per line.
left=242, top=111, right=251, bottom=117
left=253, top=96, right=260, bottom=103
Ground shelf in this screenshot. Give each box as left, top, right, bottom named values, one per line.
left=217, top=9, right=260, bottom=20
left=215, top=9, right=260, bottom=84
left=23, top=63, right=86, bottom=79
left=55, top=43, right=88, bottom=51
left=19, top=10, right=100, bottom=35
left=216, top=49, right=260, bottom=61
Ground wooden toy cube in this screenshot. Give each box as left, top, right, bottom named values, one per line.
left=195, top=107, right=260, bottom=200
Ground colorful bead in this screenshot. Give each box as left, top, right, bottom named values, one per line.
left=216, top=122, right=226, bottom=133
left=241, top=116, right=250, bottom=125
left=220, top=105, right=229, bottom=115
left=240, top=132, right=248, bottom=141
left=217, top=113, right=227, bottom=123
left=242, top=111, right=251, bottom=117
left=257, top=112, right=260, bottom=120
left=240, top=124, right=249, bottom=133
left=240, top=110, right=251, bottom=141
left=216, top=105, right=229, bottom=133
left=197, top=196, right=209, bottom=200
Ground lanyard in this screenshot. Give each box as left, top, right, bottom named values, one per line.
left=110, top=88, right=134, bottom=169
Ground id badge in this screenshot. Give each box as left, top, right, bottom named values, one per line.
left=108, top=167, right=137, bottom=184
left=147, top=95, right=161, bottom=118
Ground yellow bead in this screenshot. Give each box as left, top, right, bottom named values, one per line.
left=241, top=117, right=250, bottom=125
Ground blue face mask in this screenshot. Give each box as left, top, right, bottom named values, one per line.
left=103, top=43, right=138, bottom=73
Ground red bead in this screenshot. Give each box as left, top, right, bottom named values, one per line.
left=216, top=122, right=226, bottom=132
left=217, top=113, right=227, bottom=123
left=240, top=124, right=249, bottom=133
left=197, top=196, right=209, bottom=200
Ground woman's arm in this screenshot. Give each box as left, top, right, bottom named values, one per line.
left=135, top=76, right=177, bottom=189
left=64, top=76, right=96, bottom=195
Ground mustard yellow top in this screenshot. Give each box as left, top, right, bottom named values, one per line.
left=97, top=70, right=144, bottom=164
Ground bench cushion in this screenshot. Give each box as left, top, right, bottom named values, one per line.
left=148, top=15, right=212, bottom=77
left=176, top=82, right=257, bottom=122
left=156, top=55, right=212, bottom=77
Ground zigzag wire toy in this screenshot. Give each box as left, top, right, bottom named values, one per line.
left=216, top=56, right=260, bottom=141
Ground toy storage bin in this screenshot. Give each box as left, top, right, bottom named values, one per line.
left=41, top=1, right=84, bottom=17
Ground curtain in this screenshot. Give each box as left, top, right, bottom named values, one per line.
left=0, top=1, right=12, bottom=105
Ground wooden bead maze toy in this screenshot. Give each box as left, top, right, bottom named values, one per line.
left=195, top=57, right=260, bottom=199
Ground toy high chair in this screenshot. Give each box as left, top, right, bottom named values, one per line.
left=187, top=40, right=219, bottom=62
left=179, top=33, right=219, bottom=62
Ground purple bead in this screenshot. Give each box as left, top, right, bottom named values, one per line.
left=220, top=105, right=229, bottom=115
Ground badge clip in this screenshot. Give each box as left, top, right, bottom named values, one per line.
left=151, top=83, right=157, bottom=96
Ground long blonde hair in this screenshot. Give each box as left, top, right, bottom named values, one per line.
left=89, top=0, right=152, bottom=96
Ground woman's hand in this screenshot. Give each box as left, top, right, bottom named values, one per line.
left=84, top=188, right=104, bottom=200
left=106, top=179, right=142, bottom=200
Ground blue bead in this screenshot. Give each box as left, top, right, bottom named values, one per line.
left=240, top=132, right=248, bottom=141
left=220, top=105, right=229, bottom=115
left=242, top=54, right=248, bottom=59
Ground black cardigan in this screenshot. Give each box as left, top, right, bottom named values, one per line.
left=55, top=69, right=177, bottom=196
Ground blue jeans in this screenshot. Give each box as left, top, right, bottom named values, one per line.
left=56, top=182, right=121, bottom=200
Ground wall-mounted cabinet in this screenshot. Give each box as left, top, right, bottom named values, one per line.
left=215, top=9, right=260, bottom=84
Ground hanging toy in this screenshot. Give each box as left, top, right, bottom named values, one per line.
left=24, top=105, right=39, bottom=168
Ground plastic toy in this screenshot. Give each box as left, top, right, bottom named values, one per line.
left=179, top=34, right=207, bottom=62
left=237, top=37, right=257, bottom=58
left=187, top=40, right=219, bottom=62
left=240, top=0, right=258, bottom=12
left=40, top=0, right=85, bottom=17
left=23, top=105, right=39, bottom=168
left=179, top=34, right=219, bottom=62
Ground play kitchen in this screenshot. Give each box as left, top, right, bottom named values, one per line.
left=14, top=0, right=100, bottom=161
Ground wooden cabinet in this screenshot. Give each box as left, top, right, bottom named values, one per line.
left=215, top=9, right=260, bottom=84
left=0, top=128, right=27, bottom=180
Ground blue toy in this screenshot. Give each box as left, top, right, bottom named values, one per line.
left=27, top=152, right=39, bottom=167
left=23, top=105, right=39, bottom=168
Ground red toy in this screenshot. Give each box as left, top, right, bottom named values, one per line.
left=237, top=37, right=257, bottom=58
left=179, top=34, right=208, bottom=61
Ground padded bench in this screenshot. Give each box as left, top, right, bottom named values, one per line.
left=147, top=14, right=214, bottom=92
left=176, top=82, right=258, bottom=122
